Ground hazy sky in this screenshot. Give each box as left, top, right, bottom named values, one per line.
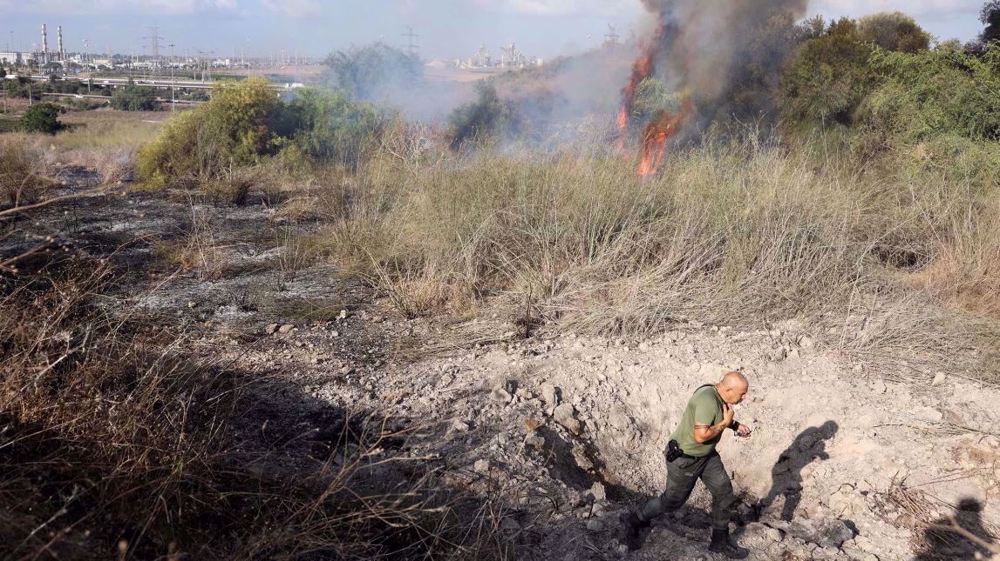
left=0, top=1, right=988, bottom=59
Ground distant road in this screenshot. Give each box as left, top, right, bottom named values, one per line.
left=17, top=75, right=303, bottom=92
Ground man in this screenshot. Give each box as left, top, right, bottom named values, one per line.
left=621, top=371, right=753, bottom=558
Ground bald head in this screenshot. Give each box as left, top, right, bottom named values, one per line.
left=717, top=371, right=749, bottom=405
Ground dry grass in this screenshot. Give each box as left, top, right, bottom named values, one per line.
left=54, top=109, right=165, bottom=152
left=308, top=134, right=999, bottom=379
left=0, top=134, right=53, bottom=207
left=0, top=259, right=513, bottom=561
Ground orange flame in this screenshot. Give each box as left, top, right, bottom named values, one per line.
left=617, top=10, right=695, bottom=177
left=638, top=100, right=693, bottom=178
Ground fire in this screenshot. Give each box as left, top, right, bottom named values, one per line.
left=637, top=100, right=693, bottom=177
left=616, top=6, right=695, bottom=177
left=617, top=29, right=662, bottom=151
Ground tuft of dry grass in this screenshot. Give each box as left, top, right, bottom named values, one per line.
left=0, top=134, right=53, bottom=207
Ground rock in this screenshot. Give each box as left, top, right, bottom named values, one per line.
left=842, top=546, right=879, bottom=561
left=474, top=459, right=490, bottom=473
left=554, top=403, right=582, bottom=434
left=586, top=519, right=605, bottom=532
left=265, top=323, right=279, bottom=335
left=799, top=336, right=815, bottom=349
left=932, top=371, right=947, bottom=386
left=525, top=433, right=545, bottom=450
left=278, top=323, right=295, bottom=334
left=491, top=387, right=513, bottom=404
left=572, top=443, right=594, bottom=470
left=768, top=347, right=787, bottom=362
left=451, top=420, right=470, bottom=433
left=590, top=482, right=607, bottom=502
left=338, top=309, right=348, bottom=320
left=787, top=518, right=856, bottom=549
left=540, top=383, right=561, bottom=406
left=609, top=407, right=633, bottom=431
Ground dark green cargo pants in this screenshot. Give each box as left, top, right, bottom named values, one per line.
left=638, top=450, right=737, bottom=530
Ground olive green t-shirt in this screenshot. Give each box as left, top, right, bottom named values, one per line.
left=671, top=385, right=724, bottom=457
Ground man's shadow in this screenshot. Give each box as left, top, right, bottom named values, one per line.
left=914, top=498, right=996, bottom=560
left=758, top=420, right=839, bottom=522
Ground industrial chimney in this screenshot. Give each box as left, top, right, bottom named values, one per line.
left=41, top=24, right=49, bottom=64
left=58, top=25, right=65, bottom=61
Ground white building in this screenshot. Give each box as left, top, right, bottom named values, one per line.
left=0, top=52, right=23, bottom=65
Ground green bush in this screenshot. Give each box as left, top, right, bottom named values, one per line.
left=111, top=84, right=157, bottom=111
left=858, top=45, right=1000, bottom=143
left=858, top=12, right=931, bottom=53
left=278, top=88, right=386, bottom=170
left=447, top=83, right=519, bottom=149
left=324, top=43, right=423, bottom=101
left=138, top=79, right=386, bottom=190
left=21, top=103, right=62, bottom=134
left=781, top=18, right=876, bottom=125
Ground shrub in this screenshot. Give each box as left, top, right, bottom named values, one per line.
left=857, top=46, right=1000, bottom=144
left=447, top=83, right=519, bottom=149
left=110, top=84, right=157, bottom=111
left=858, top=12, right=931, bottom=53
left=137, top=78, right=278, bottom=189
left=324, top=42, right=423, bottom=101
left=782, top=18, right=877, bottom=125
left=20, top=102, right=63, bottom=134
left=278, top=88, right=386, bottom=170
left=0, top=135, right=47, bottom=207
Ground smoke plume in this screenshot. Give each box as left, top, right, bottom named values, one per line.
left=629, top=0, right=808, bottom=127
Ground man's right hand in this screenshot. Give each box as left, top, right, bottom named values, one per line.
left=722, top=403, right=735, bottom=427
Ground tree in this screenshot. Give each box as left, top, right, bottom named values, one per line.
left=21, top=103, right=62, bottom=134
left=983, top=0, right=1000, bottom=44
left=858, top=12, right=931, bottom=53
left=323, top=43, right=423, bottom=101
left=447, top=83, right=518, bottom=149
left=781, top=18, right=876, bottom=125
left=111, top=84, right=157, bottom=111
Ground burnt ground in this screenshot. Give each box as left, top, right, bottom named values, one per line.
left=3, top=174, right=999, bottom=561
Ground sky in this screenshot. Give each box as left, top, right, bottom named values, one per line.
left=0, top=0, right=989, bottom=60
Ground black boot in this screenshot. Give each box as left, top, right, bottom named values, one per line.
left=620, top=511, right=649, bottom=551
left=708, top=528, right=749, bottom=559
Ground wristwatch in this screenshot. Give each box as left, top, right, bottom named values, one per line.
left=729, top=420, right=740, bottom=432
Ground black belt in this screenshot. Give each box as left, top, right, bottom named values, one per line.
left=666, top=439, right=698, bottom=462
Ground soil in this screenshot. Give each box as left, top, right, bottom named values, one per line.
left=4, top=175, right=998, bottom=561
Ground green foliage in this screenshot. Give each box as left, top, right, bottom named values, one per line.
left=21, top=103, right=62, bottom=134
left=278, top=88, right=386, bottom=170
left=782, top=18, right=876, bottom=124
left=858, top=12, right=931, bottom=53
left=447, top=83, right=518, bottom=149
left=631, top=78, right=680, bottom=122
left=139, top=79, right=386, bottom=191
left=111, top=84, right=157, bottom=111
left=324, top=43, right=423, bottom=101
left=857, top=45, right=1000, bottom=144
left=138, top=78, right=277, bottom=189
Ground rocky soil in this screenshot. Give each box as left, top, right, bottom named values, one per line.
left=5, top=176, right=998, bottom=561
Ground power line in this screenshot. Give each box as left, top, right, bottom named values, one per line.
left=402, top=26, right=419, bottom=57
left=143, top=26, right=165, bottom=64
